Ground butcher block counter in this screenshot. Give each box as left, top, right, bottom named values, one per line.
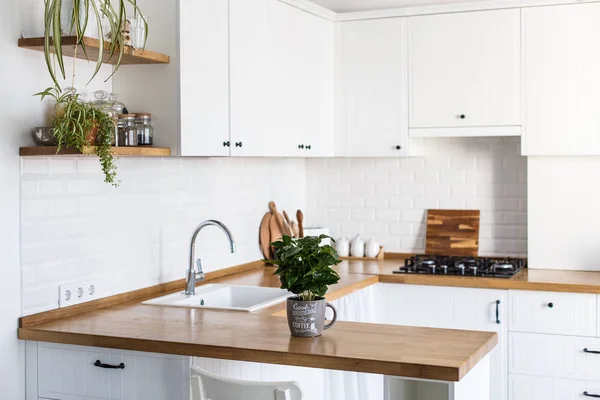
left=337, top=257, right=600, bottom=294
left=18, top=263, right=497, bottom=382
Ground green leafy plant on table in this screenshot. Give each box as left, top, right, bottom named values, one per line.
left=44, top=0, right=147, bottom=86
left=36, top=85, right=118, bottom=187
left=268, top=234, right=342, bottom=301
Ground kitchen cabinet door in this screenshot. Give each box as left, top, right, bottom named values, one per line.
left=522, top=3, right=600, bottom=155
left=229, top=0, right=271, bottom=157
left=509, top=374, right=600, bottom=400
left=179, top=0, right=230, bottom=156
left=35, top=342, right=189, bottom=400
left=339, top=18, right=410, bottom=157
left=383, top=284, right=508, bottom=400
left=408, top=9, right=521, bottom=136
left=266, top=0, right=334, bottom=158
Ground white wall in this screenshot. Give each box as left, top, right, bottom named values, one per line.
left=528, top=157, right=600, bottom=270
left=306, top=137, right=527, bottom=256
left=1, top=0, right=113, bottom=395
left=20, top=157, right=305, bottom=315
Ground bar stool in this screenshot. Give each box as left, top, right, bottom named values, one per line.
left=191, top=366, right=303, bottom=400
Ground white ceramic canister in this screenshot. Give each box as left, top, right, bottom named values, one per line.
left=365, top=238, right=380, bottom=258
left=336, top=238, right=350, bottom=257
left=350, top=235, right=365, bottom=258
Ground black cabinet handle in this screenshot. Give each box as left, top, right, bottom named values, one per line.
left=495, top=300, right=501, bottom=324
left=460, top=114, right=466, bottom=119
left=548, top=302, right=554, bottom=308
left=298, top=144, right=304, bottom=149
left=223, top=141, right=230, bottom=147
left=94, top=360, right=125, bottom=370
left=584, top=348, right=600, bottom=354
left=584, top=392, right=600, bottom=398
left=235, top=142, right=243, bottom=148
left=306, top=145, right=312, bottom=150
left=395, top=145, right=402, bottom=150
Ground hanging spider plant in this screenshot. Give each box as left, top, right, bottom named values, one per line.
left=44, top=0, right=148, bottom=88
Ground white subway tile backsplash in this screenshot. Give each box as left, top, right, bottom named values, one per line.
left=307, top=138, right=527, bottom=256
left=20, top=157, right=306, bottom=315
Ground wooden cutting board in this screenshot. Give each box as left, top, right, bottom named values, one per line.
left=425, top=210, right=480, bottom=257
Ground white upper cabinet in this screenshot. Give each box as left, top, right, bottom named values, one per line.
left=338, top=18, right=413, bottom=157
left=522, top=3, right=600, bottom=155
left=179, top=0, right=230, bottom=156
left=267, top=0, right=334, bottom=158
left=408, top=9, right=521, bottom=138
left=229, top=0, right=270, bottom=157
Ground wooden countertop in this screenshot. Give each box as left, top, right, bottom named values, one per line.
left=18, top=266, right=496, bottom=382
left=337, top=259, right=600, bottom=294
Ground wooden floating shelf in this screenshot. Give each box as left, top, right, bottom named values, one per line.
left=18, top=36, right=170, bottom=65
left=20, top=146, right=171, bottom=157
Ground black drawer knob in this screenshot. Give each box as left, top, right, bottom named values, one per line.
left=548, top=302, right=554, bottom=308
left=395, top=145, right=402, bottom=150
left=306, top=145, right=312, bottom=150
left=460, top=114, right=466, bottom=119
left=223, top=141, right=230, bottom=147
left=235, top=142, right=243, bottom=148
left=298, top=144, right=304, bottom=149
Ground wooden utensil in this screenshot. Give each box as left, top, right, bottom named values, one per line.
left=425, top=209, right=480, bottom=257
left=291, top=221, right=299, bottom=238
left=296, top=210, right=304, bottom=238
left=282, top=210, right=294, bottom=237
left=269, top=202, right=289, bottom=243
left=259, top=211, right=273, bottom=260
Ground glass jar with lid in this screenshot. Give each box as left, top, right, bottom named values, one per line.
left=118, top=114, right=138, bottom=146
left=108, top=93, right=127, bottom=115
left=90, top=90, right=118, bottom=145
left=134, top=113, right=154, bottom=145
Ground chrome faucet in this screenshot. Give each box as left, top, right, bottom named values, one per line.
left=185, top=220, right=236, bottom=296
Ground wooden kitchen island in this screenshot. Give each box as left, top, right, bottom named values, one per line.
left=18, top=264, right=497, bottom=400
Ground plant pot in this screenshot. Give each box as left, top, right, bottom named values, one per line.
left=286, top=297, right=337, bottom=338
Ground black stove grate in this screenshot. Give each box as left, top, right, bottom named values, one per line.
left=393, top=255, right=526, bottom=278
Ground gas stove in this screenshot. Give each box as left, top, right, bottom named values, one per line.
left=393, top=255, right=526, bottom=278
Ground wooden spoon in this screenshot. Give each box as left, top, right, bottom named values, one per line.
left=269, top=202, right=285, bottom=246
left=296, top=210, right=305, bottom=239
left=270, top=202, right=292, bottom=237
left=291, top=221, right=300, bottom=238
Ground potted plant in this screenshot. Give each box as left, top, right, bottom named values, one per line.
left=269, top=234, right=342, bottom=338
left=44, top=0, right=147, bottom=86
left=36, top=85, right=119, bottom=186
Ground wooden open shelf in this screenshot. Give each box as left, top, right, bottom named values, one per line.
left=18, top=36, right=170, bottom=65
left=20, top=146, right=171, bottom=157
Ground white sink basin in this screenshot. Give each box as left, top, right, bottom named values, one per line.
left=142, top=284, right=291, bottom=312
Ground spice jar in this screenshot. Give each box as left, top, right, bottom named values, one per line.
left=118, top=114, right=137, bottom=146
left=134, top=113, right=154, bottom=145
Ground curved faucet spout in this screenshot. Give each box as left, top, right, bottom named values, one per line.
left=186, top=220, right=236, bottom=296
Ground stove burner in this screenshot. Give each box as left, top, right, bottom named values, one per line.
left=395, top=255, right=526, bottom=278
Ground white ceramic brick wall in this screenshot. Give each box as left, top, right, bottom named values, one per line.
left=306, top=137, right=527, bottom=256
left=20, top=157, right=306, bottom=315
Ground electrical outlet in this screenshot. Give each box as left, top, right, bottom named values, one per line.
left=58, top=278, right=100, bottom=308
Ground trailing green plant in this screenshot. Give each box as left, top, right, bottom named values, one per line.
left=268, top=235, right=342, bottom=301
left=44, top=0, right=148, bottom=87
left=36, top=85, right=119, bottom=187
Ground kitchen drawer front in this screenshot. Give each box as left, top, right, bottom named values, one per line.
left=37, top=342, right=190, bottom=400
left=509, top=374, right=600, bottom=400
left=508, top=290, right=596, bottom=336
left=510, top=332, right=600, bottom=380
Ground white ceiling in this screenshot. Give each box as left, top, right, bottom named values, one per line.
left=310, top=0, right=493, bottom=12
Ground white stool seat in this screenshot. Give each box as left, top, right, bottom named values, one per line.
left=191, top=366, right=303, bottom=400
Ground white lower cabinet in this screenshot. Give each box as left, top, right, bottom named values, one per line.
left=509, top=374, right=600, bottom=400
left=29, top=342, right=190, bottom=400
left=382, top=283, right=508, bottom=400
left=509, top=332, right=600, bottom=380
